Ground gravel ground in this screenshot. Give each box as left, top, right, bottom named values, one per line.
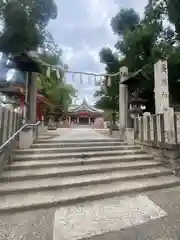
left=0, top=208, right=55, bottom=240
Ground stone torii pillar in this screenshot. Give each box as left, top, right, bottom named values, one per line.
left=12, top=52, right=40, bottom=124
left=119, top=66, right=129, bottom=137
left=27, top=72, right=37, bottom=124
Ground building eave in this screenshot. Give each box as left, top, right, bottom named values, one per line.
left=68, top=98, right=103, bottom=114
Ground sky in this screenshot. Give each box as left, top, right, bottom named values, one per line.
left=48, top=0, right=148, bottom=105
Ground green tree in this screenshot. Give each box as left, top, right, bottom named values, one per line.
left=94, top=48, right=125, bottom=125
left=95, top=2, right=180, bottom=113
left=37, top=51, right=77, bottom=112
left=0, top=0, right=57, bottom=54
left=111, top=8, right=140, bottom=36
left=166, top=0, right=180, bottom=40
left=95, top=48, right=121, bottom=112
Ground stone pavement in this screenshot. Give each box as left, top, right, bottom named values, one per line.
left=1, top=187, right=180, bottom=239
left=86, top=187, right=180, bottom=240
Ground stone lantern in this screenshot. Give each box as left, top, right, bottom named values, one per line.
left=128, top=97, right=147, bottom=139
left=128, top=97, right=147, bottom=119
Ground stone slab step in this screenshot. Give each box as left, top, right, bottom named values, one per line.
left=12, top=149, right=146, bottom=160
left=38, top=133, right=59, bottom=137
left=31, top=141, right=131, bottom=148
left=7, top=154, right=153, bottom=169
left=0, top=160, right=162, bottom=181
left=0, top=175, right=179, bottom=213
left=36, top=138, right=123, bottom=144
left=0, top=167, right=172, bottom=195
left=39, top=131, right=60, bottom=135
left=14, top=145, right=141, bottom=154
left=38, top=133, right=60, bottom=139
left=38, top=135, right=59, bottom=140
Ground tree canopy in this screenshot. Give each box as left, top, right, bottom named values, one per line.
left=95, top=0, right=180, bottom=113
left=0, top=0, right=77, bottom=113
left=0, top=0, right=57, bottom=54
left=37, top=50, right=77, bottom=112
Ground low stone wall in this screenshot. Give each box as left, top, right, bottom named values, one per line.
left=95, top=129, right=110, bottom=136
left=140, top=141, right=180, bottom=176
left=132, top=107, right=180, bottom=175
left=19, top=127, right=34, bottom=149
left=0, top=106, right=20, bottom=145
left=48, top=120, right=71, bottom=130
left=56, top=120, right=71, bottom=128
left=38, top=125, right=48, bottom=134
left=111, top=130, right=120, bottom=138
left=124, top=128, right=134, bottom=144
left=57, top=123, right=70, bottom=128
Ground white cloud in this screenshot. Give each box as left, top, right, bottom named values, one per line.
left=49, top=0, right=148, bottom=104
left=59, top=45, right=74, bottom=63
left=87, top=0, right=114, bottom=26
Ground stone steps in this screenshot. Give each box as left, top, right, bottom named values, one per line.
left=0, top=135, right=179, bottom=213
left=36, top=138, right=123, bottom=144
left=0, top=160, right=162, bottom=181
left=37, top=132, right=60, bottom=140
left=12, top=149, right=146, bottom=160
left=31, top=141, right=129, bottom=148
left=14, top=144, right=141, bottom=154
left=0, top=175, right=179, bottom=213
left=6, top=154, right=153, bottom=169
left=0, top=167, right=172, bottom=196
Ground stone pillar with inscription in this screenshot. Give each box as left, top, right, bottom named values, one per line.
left=154, top=60, right=174, bottom=143
left=154, top=60, right=169, bottom=114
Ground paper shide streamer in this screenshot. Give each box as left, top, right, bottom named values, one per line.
left=45, top=65, right=119, bottom=86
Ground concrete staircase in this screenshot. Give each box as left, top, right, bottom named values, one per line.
left=0, top=138, right=179, bottom=213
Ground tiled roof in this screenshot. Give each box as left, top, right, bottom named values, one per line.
left=68, top=98, right=103, bottom=113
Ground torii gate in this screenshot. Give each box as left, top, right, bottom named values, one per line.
left=119, top=60, right=170, bottom=139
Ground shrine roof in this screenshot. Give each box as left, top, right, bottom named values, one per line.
left=0, top=85, right=54, bottom=107
left=11, top=51, right=41, bottom=73
left=37, top=94, right=54, bottom=107
left=68, top=98, right=104, bottom=113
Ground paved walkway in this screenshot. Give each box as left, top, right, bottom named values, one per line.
left=52, top=128, right=110, bottom=140
left=1, top=187, right=180, bottom=239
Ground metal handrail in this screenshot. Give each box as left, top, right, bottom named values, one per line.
left=0, top=121, right=41, bottom=151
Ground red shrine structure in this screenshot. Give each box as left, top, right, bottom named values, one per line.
left=67, top=98, right=104, bottom=124
left=0, top=52, right=54, bottom=122
left=0, top=85, right=54, bottom=121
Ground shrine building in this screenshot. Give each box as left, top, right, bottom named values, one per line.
left=67, top=99, right=104, bottom=125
